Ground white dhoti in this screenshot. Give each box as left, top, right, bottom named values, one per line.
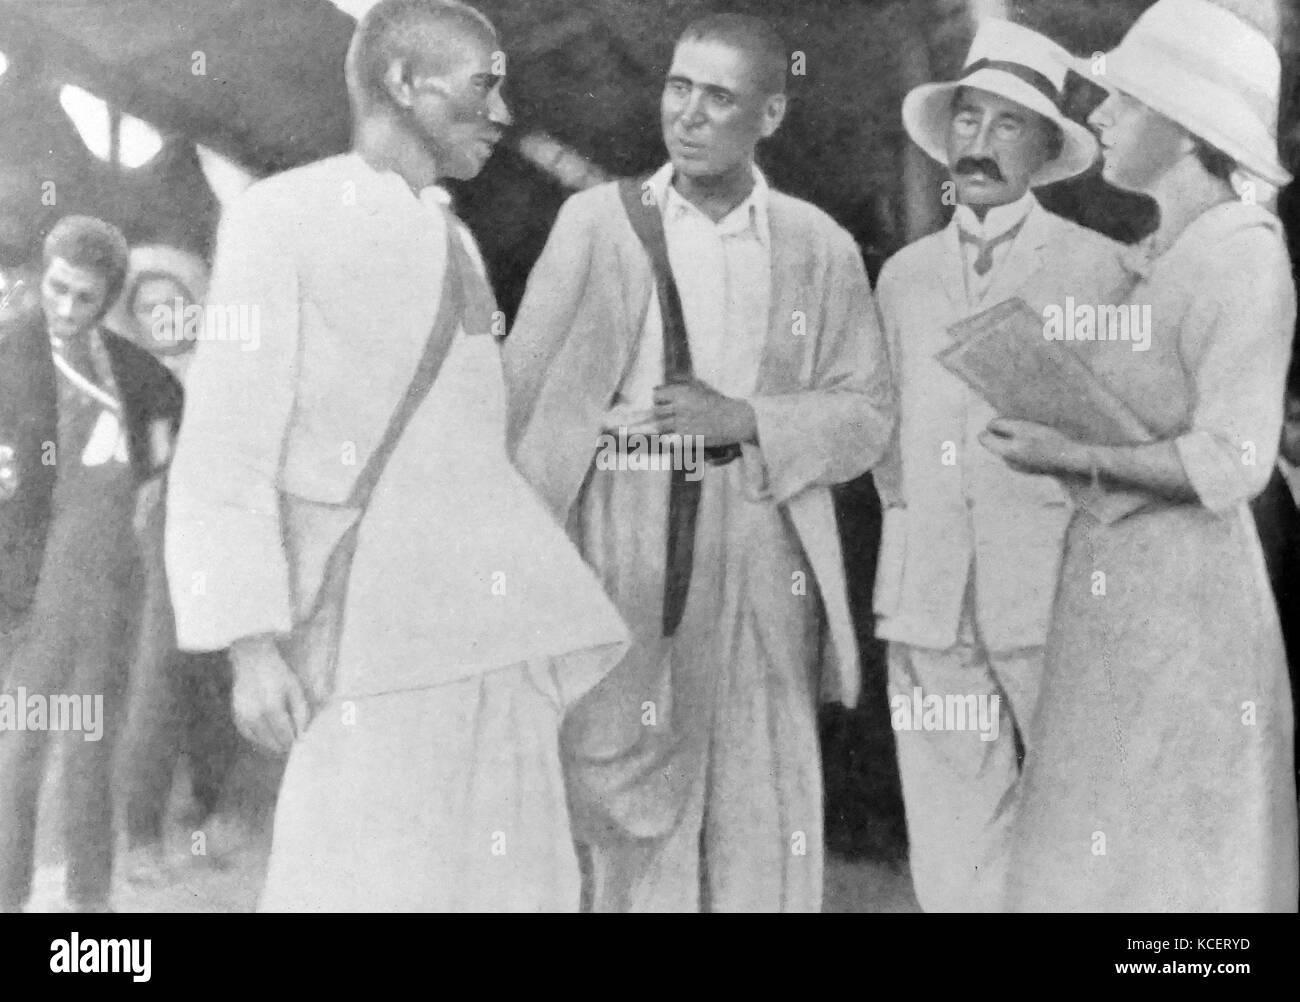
left=260, top=660, right=580, bottom=912
left=259, top=331, right=628, bottom=912
left=566, top=457, right=824, bottom=912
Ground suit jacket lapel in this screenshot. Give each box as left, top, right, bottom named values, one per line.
left=938, top=220, right=969, bottom=317
left=982, top=199, right=1051, bottom=306
left=22, top=320, right=59, bottom=446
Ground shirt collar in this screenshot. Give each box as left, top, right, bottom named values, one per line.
left=420, top=185, right=454, bottom=210
left=953, top=189, right=1037, bottom=241
left=347, top=151, right=452, bottom=212
left=49, top=325, right=100, bottom=363
left=648, top=161, right=771, bottom=247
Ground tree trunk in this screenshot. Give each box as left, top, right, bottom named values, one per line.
left=895, top=0, right=945, bottom=243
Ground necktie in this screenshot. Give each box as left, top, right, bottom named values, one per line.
left=958, top=218, right=1025, bottom=276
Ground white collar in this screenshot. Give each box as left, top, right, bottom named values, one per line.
left=346, top=151, right=452, bottom=211
left=49, top=324, right=101, bottom=362
left=647, top=161, right=771, bottom=246
left=953, top=190, right=1037, bottom=241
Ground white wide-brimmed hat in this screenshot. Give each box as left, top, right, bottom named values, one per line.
left=104, top=244, right=210, bottom=354
left=1081, top=0, right=1290, bottom=187
left=902, top=18, right=1098, bottom=188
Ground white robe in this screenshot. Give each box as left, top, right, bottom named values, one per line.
left=259, top=329, right=629, bottom=912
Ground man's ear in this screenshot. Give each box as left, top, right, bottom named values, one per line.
left=760, top=93, right=787, bottom=139
left=382, top=58, right=417, bottom=109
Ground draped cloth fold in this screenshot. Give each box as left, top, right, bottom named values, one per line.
left=260, top=328, right=629, bottom=912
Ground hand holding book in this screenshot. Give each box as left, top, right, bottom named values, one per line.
left=938, top=297, right=1156, bottom=522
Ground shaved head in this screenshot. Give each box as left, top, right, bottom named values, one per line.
left=676, top=13, right=788, bottom=97
left=346, top=0, right=497, bottom=114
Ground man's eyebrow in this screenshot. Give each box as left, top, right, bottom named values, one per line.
left=665, top=75, right=737, bottom=101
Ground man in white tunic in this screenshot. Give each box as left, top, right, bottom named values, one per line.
left=165, top=0, right=627, bottom=911
left=505, top=14, right=893, bottom=911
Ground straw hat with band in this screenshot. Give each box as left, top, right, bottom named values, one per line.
left=902, top=18, right=1099, bottom=188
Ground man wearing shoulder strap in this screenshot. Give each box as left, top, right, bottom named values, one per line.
left=505, top=13, right=893, bottom=912
left=165, top=0, right=628, bottom=911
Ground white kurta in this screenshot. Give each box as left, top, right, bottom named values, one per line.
left=612, top=163, right=770, bottom=417
left=259, top=205, right=629, bottom=911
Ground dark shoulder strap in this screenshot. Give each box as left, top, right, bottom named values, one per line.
left=347, top=225, right=465, bottom=507
left=618, top=176, right=693, bottom=380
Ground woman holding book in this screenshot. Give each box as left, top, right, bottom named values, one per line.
left=981, top=0, right=1298, bottom=911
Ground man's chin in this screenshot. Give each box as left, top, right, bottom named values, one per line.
left=669, top=153, right=745, bottom=186
left=440, top=162, right=482, bottom=182
left=46, top=319, right=94, bottom=340
left=1100, top=160, right=1144, bottom=194
left=436, top=147, right=493, bottom=183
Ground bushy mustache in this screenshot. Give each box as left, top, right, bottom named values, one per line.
left=953, top=157, right=1004, bottom=181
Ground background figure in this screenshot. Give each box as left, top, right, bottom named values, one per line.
left=0, top=216, right=181, bottom=913
left=104, top=245, right=246, bottom=885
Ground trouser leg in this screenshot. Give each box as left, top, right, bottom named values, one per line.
left=118, top=635, right=182, bottom=845
left=0, top=629, right=75, bottom=909
left=888, top=638, right=1042, bottom=912
left=583, top=764, right=707, bottom=913
left=701, top=572, right=824, bottom=912
left=180, top=650, right=238, bottom=819
left=117, top=494, right=182, bottom=845
left=63, top=567, right=137, bottom=907
left=701, top=644, right=823, bottom=912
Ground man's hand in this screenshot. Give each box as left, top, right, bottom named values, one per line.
left=229, top=634, right=311, bottom=754
left=978, top=418, right=1087, bottom=476
left=653, top=378, right=757, bottom=447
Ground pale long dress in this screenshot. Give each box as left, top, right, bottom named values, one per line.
left=259, top=328, right=628, bottom=912
left=1005, top=203, right=1299, bottom=912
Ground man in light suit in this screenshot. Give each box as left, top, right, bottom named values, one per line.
left=873, top=18, right=1129, bottom=912
left=505, top=14, right=893, bottom=911
left=165, top=0, right=627, bottom=910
